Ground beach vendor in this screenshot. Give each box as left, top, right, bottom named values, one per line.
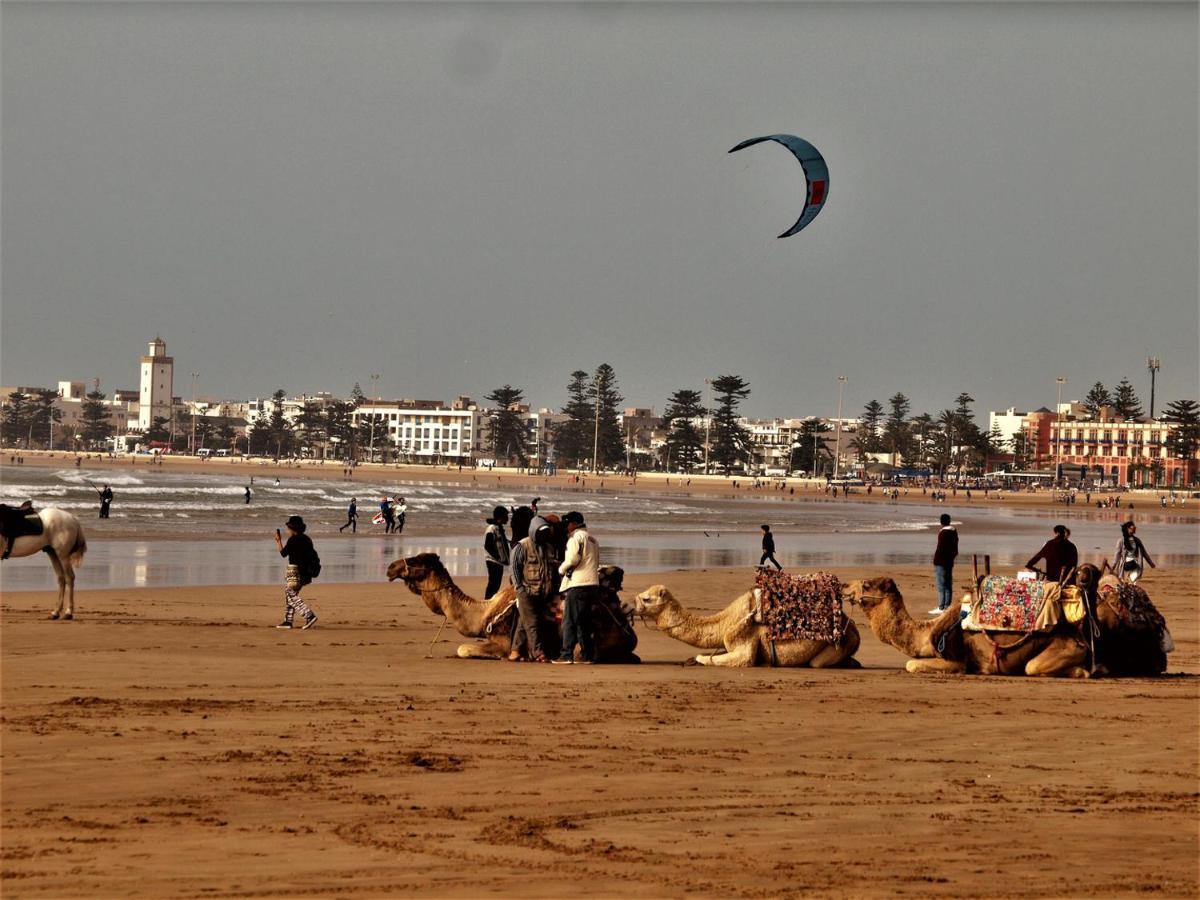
left=507, top=516, right=557, bottom=663
left=554, top=511, right=600, bottom=665
left=1112, top=521, right=1155, bottom=583
left=929, top=513, right=959, bottom=615
left=1025, top=524, right=1078, bottom=584
left=483, top=506, right=511, bottom=599
left=273, top=515, right=319, bottom=630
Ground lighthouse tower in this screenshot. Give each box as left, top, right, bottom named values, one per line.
left=138, top=336, right=174, bottom=431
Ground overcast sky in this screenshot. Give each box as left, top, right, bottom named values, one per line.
left=3, top=1, right=1196, bottom=420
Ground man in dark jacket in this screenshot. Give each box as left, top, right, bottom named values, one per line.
left=507, top=516, right=557, bottom=662
left=483, top=506, right=510, bottom=599
left=930, top=513, right=959, bottom=614
left=1026, top=525, right=1079, bottom=584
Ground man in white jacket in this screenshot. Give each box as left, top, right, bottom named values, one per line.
left=554, top=511, right=600, bottom=664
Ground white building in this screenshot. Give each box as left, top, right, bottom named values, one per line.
left=353, top=398, right=481, bottom=463
left=988, top=407, right=1029, bottom=445
left=138, top=336, right=174, bottom=431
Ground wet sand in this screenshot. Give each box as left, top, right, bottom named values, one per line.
left=3, top=564, right=1197, bottom=897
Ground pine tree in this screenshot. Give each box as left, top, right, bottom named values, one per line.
left=2, top=391, right=32, bottom=447
left=1083, top=382, right=1112, bottom=419
left=147, top=416, right=171, bottom=442
left=324, top=400, right=357, bottom=460
left=854, top=400, right=885, bottom=454
left=80, top=390, right=114, bottom=447
left=883, top=393, right=911, bottom=460
left=485, top=385, right=529, bottom=465
left=906, top=412, right=935, bottom=468
left=790, top=418, right=832, bottom=475
left=28, top=389, right=62, bottom=449
left=592, top=364, right=624, bottom=468
left=295, top=401, right=328, bottom=458
left=1112, top=378, right=1143, bottom=420
left=662, top=388, right=706, bottom=472
left=553, top=370, right=595, bottom=468
left=709, top=375, right=751, bottom=475
left=1163, top=399, right=1200, bottom=484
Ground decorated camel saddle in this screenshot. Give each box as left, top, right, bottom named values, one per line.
left=753, top=569, right=848, bottom=644
left=964, top=574, right=1087, bottom=634
left=1097, top=581, right=1174, bottom=653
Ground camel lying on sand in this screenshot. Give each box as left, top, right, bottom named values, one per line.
left=387, top=553, right=639, bottom=663
left=845, top=565, right=1168, bottom=677
left=632, top=584, right=861, bottom=668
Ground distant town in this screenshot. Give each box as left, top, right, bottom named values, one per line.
left=3, top=336, right=1197, bottom=488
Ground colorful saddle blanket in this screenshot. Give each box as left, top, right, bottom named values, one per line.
left=1099, top=582, right=1169, bottom=642
left=754, top=569, right=846, bottom=644
left=966, top=576, right=1062, bottom=633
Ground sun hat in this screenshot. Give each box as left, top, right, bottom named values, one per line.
left=284, top=515, right=307, bottom=533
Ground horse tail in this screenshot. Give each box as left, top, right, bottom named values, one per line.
left=69, top=526, right=87, bottom=568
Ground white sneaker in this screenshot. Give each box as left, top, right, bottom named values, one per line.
left=927, top=607, right=944, bottom=615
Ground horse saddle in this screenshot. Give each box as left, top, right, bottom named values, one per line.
left=0, top=505, right=43, bottom=540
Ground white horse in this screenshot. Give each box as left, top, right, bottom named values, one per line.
left=1, top=507, right=88, bottom=620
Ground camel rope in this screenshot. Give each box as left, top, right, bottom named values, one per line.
left=425, top=615, right=449, bottom=658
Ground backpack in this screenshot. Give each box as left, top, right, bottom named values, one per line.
left=305, top=550, right=322, bottom=580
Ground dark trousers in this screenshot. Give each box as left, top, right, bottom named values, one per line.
left=99, top=503, right=111, bottom=519
left=383, top=513, right=395, bottom=533
left=339, top=514, right=356, bottom=533
left=484, top=561, right=505, bottom=599
left=759, top=551, right=781, bottom=569
left=561, top=585, right=599, bottom=662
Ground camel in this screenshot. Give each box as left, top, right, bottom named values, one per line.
left=845, top=565, right=1167, bottom=677
left=632, top=584, right=861, bottom=668
left=386, top=552, right=639, bottom=663
left=0, top=506, right=88, bottom=620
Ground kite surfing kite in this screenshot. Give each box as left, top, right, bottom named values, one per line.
left=729, top=134, right=829, bottom=238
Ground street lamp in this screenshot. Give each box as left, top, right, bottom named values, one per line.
left=1055, top=376, right=1067, bottom=481
left=367, top=373, right=380, bottom=463
left=592, top=371, right=603, bottom=474
left=1147, top=357, right=1160, bottom=419
left=190, top=372, right=199, bottom=454
left=833, top=376, right=847, bottom=479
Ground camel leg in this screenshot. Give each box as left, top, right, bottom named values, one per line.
left=696, top=643, right=757, bottom=667
left=906, top=658, right=966, bottom=674
left=456, top=640, right=506, bottom=660
left=1025, top=644, right=1089, bottom=678
left=45, top=550, right=67, bottom=620
left=808, top=643, right=854, bottom=668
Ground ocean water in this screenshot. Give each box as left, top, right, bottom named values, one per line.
left=1, top=467, right=1197, bottom=590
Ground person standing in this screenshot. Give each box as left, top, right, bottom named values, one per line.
left=507, top=516, right=556, bottom=663
left=273, top=515, right=319, bottom=629
left=98, top=485, right=113, bottom=519
left=554, top=511, right=600, bottom=665
left=380, top=496, right=395, bottom=533
left=1112, top=520, right=1156, bottom=583
left=244, top=485, right=252, bottom=505
left=339, top=497, right=358, bottom=533
left=482, top=506, right=511, bottom=599
left=1025, top=524, right=1079, bottom=584
left=928, top=513, right=959, bottom=615
left=759, top=524, right=782, bottom=570
left=393, top=496, right=407, bottom=534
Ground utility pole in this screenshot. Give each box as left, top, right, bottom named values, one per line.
left=703, top=378, right=712, bottom=475
left=592, top=370, right=602, bottom=474
left=833, top=375, right=847, bottom=479
left=1147, top=357, right=1160, bottom=419
left=1055, top=376, right=1067, bottom=482
left=190, top=372, right=199, bottom=454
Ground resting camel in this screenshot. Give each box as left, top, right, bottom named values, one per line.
left=845, top=565, right=1167, bottom=677
left=386, top=552, right=639, bottom=663
left=632, top=584, right=861, bottom=668
left=0, top=506, right=87, bottom=620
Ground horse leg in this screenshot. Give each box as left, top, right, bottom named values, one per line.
left=45, top=549, right=67, bottom=620
left=62, top=559, right=77, bottom=619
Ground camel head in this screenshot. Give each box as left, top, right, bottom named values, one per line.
left=633, top=585, right=676, bottom=619
left=599, top=565, right=625, bottom=594
left=843, top=576, right=901, bottom=613
left=386, top=553, right=451, bottom=610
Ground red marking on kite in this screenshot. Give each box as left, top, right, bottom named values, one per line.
left=810, top=181, right=827, bottom=205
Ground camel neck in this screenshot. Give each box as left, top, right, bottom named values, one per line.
left=425, top=579, right=490, bottom=636
left=655, top=599, right=734, bottom=649
left=866, top=594, right=933, bottom=658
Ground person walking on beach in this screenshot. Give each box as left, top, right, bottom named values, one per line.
left=97, top=484, right=113, bottom=519
left=759, top=524, right=782, bottom=570
left=380, top=496, right=396, bottom=533
left=339, top=497, right=358, bottom=534
left=508, top=516, right=556, bottom=662
left=929, top=513, right=959, bottom=615
left=483, top=506, right=511, bottom=599
left=394, top=497, right=407, bottom=534
left=555, top=511, right=600, bottom=665
left=273, top=515, right=319, bottom=629
left=1112, top=520, right=1155, bottom=583
left=244, top=485, right=252, bottom=504
left=1025, top=524, right=1078, bottom=584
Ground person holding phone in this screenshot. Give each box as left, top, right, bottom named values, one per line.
left=273, top=516, right=319, bottom=629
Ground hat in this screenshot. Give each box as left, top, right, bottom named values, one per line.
left=285, top=515, right=307, bottom=533
left=563, top=511, right=585, bottom=526
left=492, top=505, right=509, bottom=521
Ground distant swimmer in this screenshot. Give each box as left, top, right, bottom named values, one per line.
left=244, top=486, right=252, bottom=504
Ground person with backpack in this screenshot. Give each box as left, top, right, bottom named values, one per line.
left=273, top=515, right=319, bottom=629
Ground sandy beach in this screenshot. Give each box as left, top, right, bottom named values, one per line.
left=3, top=561, right=1197, bottom=897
